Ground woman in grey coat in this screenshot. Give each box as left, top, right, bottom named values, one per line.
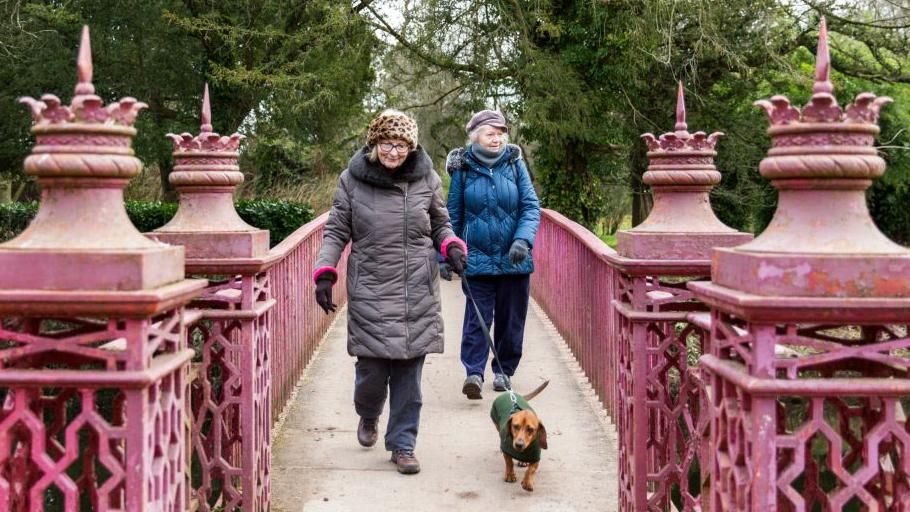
left=312, top=109, right=467, bottom=474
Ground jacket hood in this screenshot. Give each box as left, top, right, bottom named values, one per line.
left=445, top=143, right=523, bottom=176
left=349, top=145, right=434, bottom=187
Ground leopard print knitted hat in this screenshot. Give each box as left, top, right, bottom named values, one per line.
left=366, top=109, right=419, bottom=151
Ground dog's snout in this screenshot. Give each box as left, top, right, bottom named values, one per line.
left=514, top=440, right=526, bottom=450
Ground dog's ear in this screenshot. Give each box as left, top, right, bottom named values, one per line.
left=505, top=416, right=514, bottom=441
left=537, top=421, right=547, bottom=450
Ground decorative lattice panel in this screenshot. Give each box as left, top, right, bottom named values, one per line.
left=189, top=272, right=271, bottom=512
left=0, top=308, right=189, bottom=512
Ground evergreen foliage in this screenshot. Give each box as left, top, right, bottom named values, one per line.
left=0, top=1, right=377, bottom=204
left=1, top=1, right=909, bottom=241
left=363, top=0, right=910, bottom=241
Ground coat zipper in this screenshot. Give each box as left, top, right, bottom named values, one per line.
left=403, top=182, right=410, bottom=352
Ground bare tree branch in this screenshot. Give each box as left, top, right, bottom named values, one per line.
left=362, top=2, right=512, bottom=80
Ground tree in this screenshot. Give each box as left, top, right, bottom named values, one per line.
left=167, top=1, right=378, bottom=206
left=0, top=0, right=205, bottom=200
left=363, top=0, right=799, bottom=231
left=0, top=1, right=378, bottom=207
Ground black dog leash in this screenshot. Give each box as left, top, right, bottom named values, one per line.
left=461, top=274, right=520, bottom=409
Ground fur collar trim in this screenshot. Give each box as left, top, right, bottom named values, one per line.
left=348, top=145, right=434, bottom=187
left=445, top=143, right=523, bottom=175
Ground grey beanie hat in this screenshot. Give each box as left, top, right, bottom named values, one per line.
left=465, top=109, right=509, bottom=133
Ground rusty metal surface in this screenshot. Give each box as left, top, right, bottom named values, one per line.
left=691, top=19, right=910, bottom=511
left=618, top=81, right=752, bottom=260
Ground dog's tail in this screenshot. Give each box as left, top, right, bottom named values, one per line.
left=523, top=380, right=550, bottom=401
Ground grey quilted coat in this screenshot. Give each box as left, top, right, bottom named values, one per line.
left=315, top=146, right=459, bottom=359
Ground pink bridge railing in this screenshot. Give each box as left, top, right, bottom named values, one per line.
left=530, top=21, right=910, bottom=510
left=532, top=210, right=716, bottom=511
left=530, top=210, right=619, bottom=414
left=179, top=213, right=347, bottom=512
left=268, top=213, right=349, bottom=418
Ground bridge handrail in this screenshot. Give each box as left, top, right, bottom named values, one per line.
left=531, top=209, right=619, bottom=411
left=538, top=209, right=619, bottom=262
left=267, top=212, right=349, bottom=419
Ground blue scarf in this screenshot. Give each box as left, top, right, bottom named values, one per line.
left=470, top=143, right=506, bottom=168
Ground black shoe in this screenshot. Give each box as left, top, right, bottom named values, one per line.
left=390, top=450, right=421, bottom=474
left=462, top=374, right=483, bottom=400
left=357, top=417, right=378, bottom=447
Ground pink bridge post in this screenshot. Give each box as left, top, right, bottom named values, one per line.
left=614, top=82, right=752, bottom=511
left=690, top=18, right=910, bottom=510
left=0, top=26, right=206, bottom=511
left=148, top=85, right=273, bottom=512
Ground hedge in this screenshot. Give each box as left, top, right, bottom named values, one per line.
left=0, top=200, right=314, bottom=247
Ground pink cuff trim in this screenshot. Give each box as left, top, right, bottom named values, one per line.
left=313, top=266, right=338, bottom=284
left=441, top=236, right=468, bottom=259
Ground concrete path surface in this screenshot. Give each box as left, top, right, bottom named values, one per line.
left=270, top=279, right=618, bottom=512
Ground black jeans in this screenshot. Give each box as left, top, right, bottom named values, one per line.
left=353, top=355, right=425, bottom=452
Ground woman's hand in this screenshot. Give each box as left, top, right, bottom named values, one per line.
left=446, top=245, right=467, bottom=276
left=439, top=262, right=454, bottom=281
left=509, top=239, right=529, bottom=265
left=315, top=277, right=337, bottom=314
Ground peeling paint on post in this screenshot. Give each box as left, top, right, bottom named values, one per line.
left=550, top=81, right=752, bottom=512
left=690, top=18, right=910, bottom=511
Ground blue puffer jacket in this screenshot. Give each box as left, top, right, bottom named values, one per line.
left=446, top=144, right=541, bottom=276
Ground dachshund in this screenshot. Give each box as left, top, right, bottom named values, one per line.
left=489, top=380, right=549, bottom=491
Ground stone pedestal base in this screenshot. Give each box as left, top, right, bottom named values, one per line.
left=712, top=247, right=910, bottom=298
left=617, top=231, right=752, bottom=260
left=0, top=245, right=184, bottom=291
left=150, top=230, right=270, bottom=259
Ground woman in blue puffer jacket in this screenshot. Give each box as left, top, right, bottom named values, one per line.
left=446, top=109, right=541, bottom=400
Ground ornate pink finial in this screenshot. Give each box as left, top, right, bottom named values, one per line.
left=813, top=17, right=833, bottom=95
left=74, top=26, right=95, bottom=96
left=754, top=18, right=891, bottom=126
left=641, top=82, right=723, bottom=152
left=201, top=83, right=213, bottom=133
left=18, top=24, right=146, bottom=126
left=675, top=81, right=687, bottom=132
left=167, top=84, right=244, bottom=152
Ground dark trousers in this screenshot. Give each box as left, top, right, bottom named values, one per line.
left=460, top=274, right=530, bottom=379
left=354, top=356, right=425, bottom=452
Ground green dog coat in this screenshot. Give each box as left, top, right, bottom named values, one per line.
left=490, top=392, right=543, bottom=464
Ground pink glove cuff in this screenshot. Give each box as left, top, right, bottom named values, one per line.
left=313, top=266, right=338, bottom=284
left=441, top=237, right=468, bottom=259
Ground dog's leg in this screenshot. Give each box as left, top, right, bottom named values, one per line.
left=521, top=462, right=539, bottom=492
left=503, top=453, right=517, bottom=483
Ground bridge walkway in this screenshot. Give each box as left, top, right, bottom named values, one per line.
left=270, top=278, right=619, bottom=512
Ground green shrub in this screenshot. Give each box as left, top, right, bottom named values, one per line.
left=125, top=201, right=179, bottom=233
left=0, top=201, right=37, bottom=242
left=236, top=200, right=315, bottom=246
left=0, top=200, right=314, bottom=247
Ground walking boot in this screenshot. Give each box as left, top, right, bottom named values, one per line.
left=357, top=416, right=378, bottom=447
left=462, top=374, right=483, bottom=400
left=390, top=450, right=421, bottom=474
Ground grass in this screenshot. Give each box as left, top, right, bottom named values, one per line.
left=595, top=215, right=632, bottom=248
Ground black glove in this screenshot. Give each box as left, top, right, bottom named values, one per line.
left=509, top=239, right=529, bottom=265
left=439, top=262, right=453, bottom=281
left=446, top=245, right=467, bottom=276
left=315, top=277, right=337, bottom=314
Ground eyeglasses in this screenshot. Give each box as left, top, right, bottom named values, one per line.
left=379, top=142, right=409, bottom=153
